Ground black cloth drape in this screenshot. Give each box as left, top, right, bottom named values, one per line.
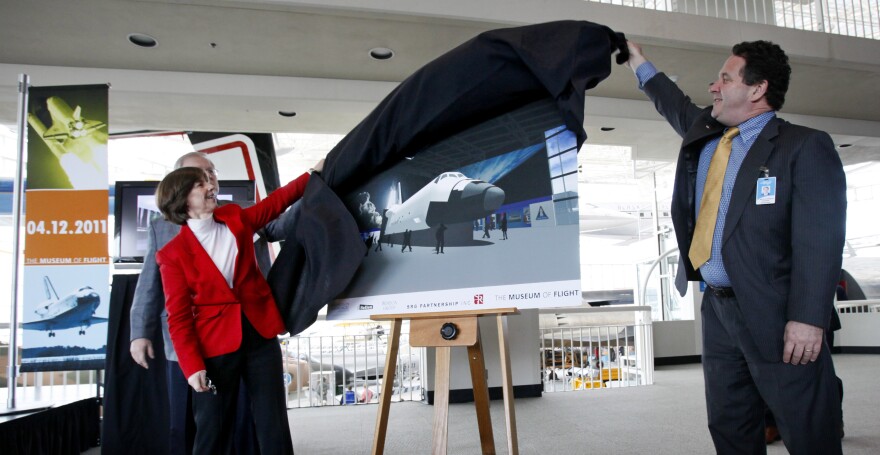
left=0, top=398, right=100, bottom=454
left=103, top=273, right=169, bottom=454
left=269, top=20, right=627, bottom=335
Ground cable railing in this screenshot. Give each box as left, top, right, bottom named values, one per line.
left=280, top=330, right=424, bottom=408
left=539, top=307, right=654, bottom=393
left=0, top=348, right=102, bottom=406
left=5, top=314, right=657, bottom=409
left=585, top=0, right=880, bottom=39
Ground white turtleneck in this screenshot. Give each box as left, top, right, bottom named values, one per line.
left=187, top=217, right=238, bottom=288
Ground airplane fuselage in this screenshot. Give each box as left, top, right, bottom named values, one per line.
left=382, top=172, right=504, bottom=235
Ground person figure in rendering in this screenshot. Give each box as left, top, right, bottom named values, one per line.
left=401, top=229, right=413, bottom=252
left=482, top=218, right=491, bottom=239
left=374, top=233, right=383, bottom=252
left=626, top=40, right=846, bottom=454
left=131, top=151, right=291, bottom=455
left=364, top=233, right=374, bottom=256
left=154, top=160, right=321, bottom=454
left=500, top=213, right=508, bottom=240
left=435, top=223, right=447, bottom=254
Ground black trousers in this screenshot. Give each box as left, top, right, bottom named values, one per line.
left=192, top=316, right=293, bottom=455
left=167, top=360, right=196, bottom=455
left=702, top=292, right=842, bottom=455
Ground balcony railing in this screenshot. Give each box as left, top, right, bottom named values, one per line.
left=586, top=0, right=880, bottom=39
left=280, top=331, right=424, bottom=408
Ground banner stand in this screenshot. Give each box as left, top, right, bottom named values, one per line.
left=7, top=74, right=29, bottom=410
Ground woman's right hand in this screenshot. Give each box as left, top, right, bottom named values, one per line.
left=188, top=369, right=209, bottom=392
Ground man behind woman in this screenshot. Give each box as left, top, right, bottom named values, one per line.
left=155, top=160, right=322, bottom=454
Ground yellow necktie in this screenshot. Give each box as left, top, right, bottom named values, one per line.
left=689, top=127, right=740, bottom=270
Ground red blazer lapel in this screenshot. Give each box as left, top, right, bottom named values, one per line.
left=178, top=224, right=237, bottom=302
left=213, top=205, right=250, bottom=288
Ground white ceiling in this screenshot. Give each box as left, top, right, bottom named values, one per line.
left=1, top=0, right=879, bottom=164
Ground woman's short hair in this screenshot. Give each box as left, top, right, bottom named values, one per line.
left=156, top=167, right=207, bottom=225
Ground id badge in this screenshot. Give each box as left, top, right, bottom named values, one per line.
left=756, top=177, right=776, bottom=205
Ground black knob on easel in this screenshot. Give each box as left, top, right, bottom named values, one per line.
left=440, top=322, right=458, bottom=340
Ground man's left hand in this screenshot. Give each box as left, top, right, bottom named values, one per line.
left=783, top=321, right=824, bottom=365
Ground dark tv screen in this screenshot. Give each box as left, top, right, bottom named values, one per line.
left=113, top=180, right=256, bottom=262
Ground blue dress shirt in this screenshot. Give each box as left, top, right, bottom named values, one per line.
left=636, top=62, right=776, bottom=286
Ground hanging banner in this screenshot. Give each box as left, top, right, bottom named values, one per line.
left=327, top=98, right=581, bottom=319
left=21, top=84, right=110, bottom=372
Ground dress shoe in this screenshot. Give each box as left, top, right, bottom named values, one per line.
left=765, top=425, right=781, bottom=444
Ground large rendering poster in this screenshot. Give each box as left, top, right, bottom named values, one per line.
left=328, top=99, right=581, bottom=319
left=21, top=85, right=110, bottom=372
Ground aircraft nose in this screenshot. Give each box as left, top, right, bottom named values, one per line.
left=483, top=186, right=505, bottom=211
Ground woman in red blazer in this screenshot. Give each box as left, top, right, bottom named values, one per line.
left=156, top=162, right=319, bottom=455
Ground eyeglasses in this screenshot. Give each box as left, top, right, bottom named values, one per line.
left=206, top=377, right=218, bottom=395
left=204, top=168, right=220, bottom=177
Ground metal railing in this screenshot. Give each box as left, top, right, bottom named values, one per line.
left=0, top=351, right=102, bottom=406
left=6, top=314, right=655, bottom=408
left=585, top=0, right=880, bottom=39
left=540, top=317, right=654, bottom=392
left=280, top=330, right=424, bottom=408
left=837, top=299, right=880, bottom=313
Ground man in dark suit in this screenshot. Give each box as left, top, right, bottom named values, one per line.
left=626, top=41, right=846, bottom=454
left=129, top=151, right=296, bottom=454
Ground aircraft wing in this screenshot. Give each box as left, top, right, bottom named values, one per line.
left=89, top=316, right=109, bottom=325
left=22, top=320, right=54, bottom=331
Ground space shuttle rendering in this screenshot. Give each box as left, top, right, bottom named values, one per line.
left=22, top=276, right=107, bottom=337
left=40, top=100, right=107, bottom=143
left=381, top=172, right=505, bottom=235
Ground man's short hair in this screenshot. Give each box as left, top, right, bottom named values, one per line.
left=156, top=167, right=206, bottom=225
left=173, top=151, right=210, bottom=170
left=732, top=40, right=791, bottom=111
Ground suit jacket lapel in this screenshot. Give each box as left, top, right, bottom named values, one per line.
left=682, top=116, right=724, bottom=148
left=672, top=114, right=724, bottom=280
left=180, top=224, right=237, bottom=298
left=213, top=206, right=246, bottom=287
left=722, top=119, right=780, bottom=245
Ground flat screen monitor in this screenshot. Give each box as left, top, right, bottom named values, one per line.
left=113, top=179, right=256, bottom=263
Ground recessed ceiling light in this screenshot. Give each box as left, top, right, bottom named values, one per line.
left=600, top=127, right=615, bottom=132
left=369, top=47, right=394, bottom=61
left=278, top=111, right=297, bottom=117
left=128, top=33, right=158, bottom=48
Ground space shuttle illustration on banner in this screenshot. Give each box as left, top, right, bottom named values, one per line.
left=22, top=276, right=108, bottom=337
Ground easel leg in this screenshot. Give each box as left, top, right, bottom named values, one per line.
left=371, top=318, right=401, bottom=455
left=468, top=334, right=496, bottom=454
left=432, top=346, right=451, bottom=455
left=497, top=315, right=519, bottom=455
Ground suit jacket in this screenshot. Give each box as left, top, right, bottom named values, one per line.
left=129, top=194, right=299, bottom=361
left=643, top=73, right=847, bottom=361
left=156, top=173, right=309, bottom=379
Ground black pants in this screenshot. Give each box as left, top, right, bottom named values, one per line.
left=167, top=360, right=195, bottom=455
left=192, top=317, right=293, bottom=455
left=702, top=292, right=842, bottom=455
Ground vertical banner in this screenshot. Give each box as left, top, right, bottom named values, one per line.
left=21, top=85, right=110, bottom=372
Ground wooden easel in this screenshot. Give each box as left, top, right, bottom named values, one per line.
left=370, top=308, right=520, bottom=455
